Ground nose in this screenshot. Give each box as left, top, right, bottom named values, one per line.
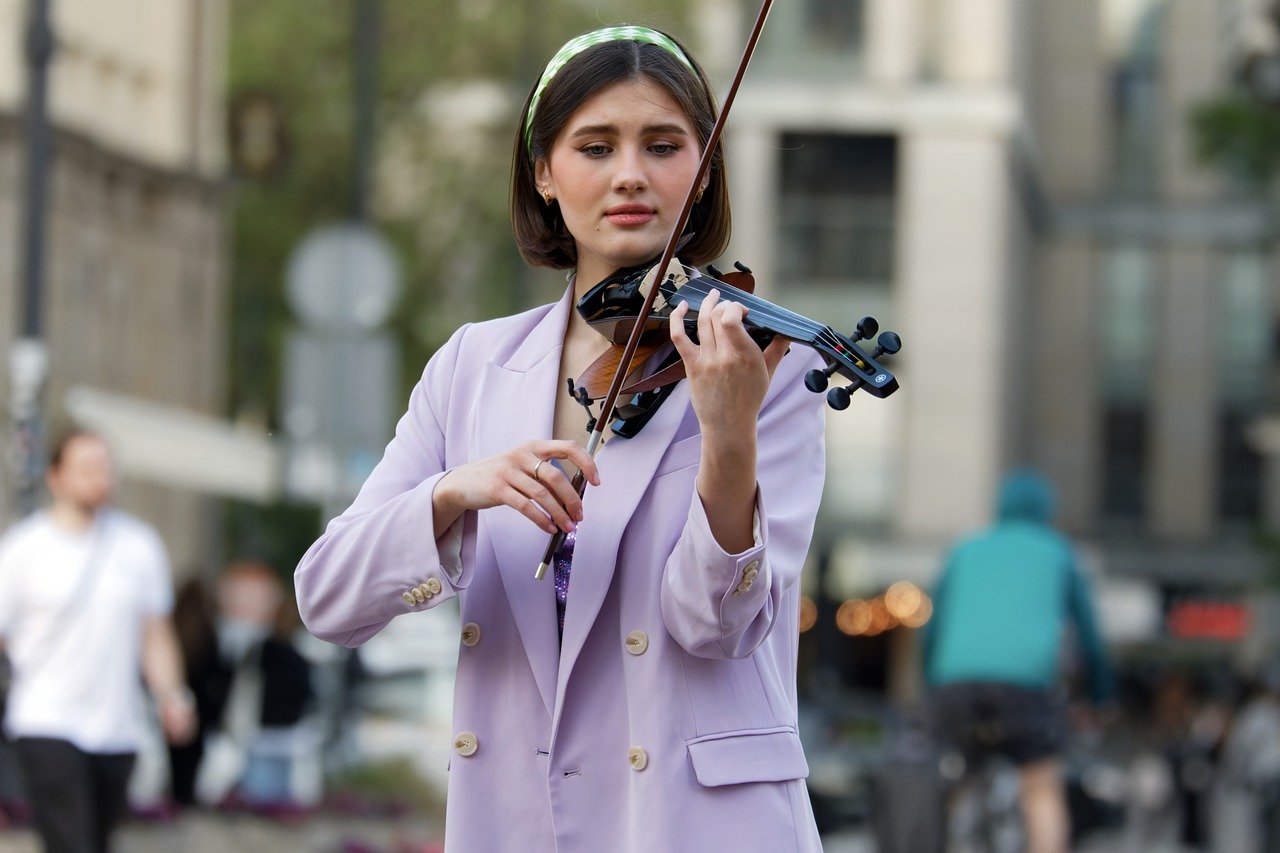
left=611, top=145, right=648, bottom=193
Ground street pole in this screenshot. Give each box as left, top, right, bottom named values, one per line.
left=9, top=0, right=55, bottom=519
left=351, top=0, right=377, bottom=224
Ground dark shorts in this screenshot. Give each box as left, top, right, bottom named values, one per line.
left=929, top=681, right=1068, bottom=767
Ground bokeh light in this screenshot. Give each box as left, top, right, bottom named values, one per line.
left=798, top=596, right=818, bottom=633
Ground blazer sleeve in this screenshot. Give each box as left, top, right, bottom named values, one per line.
left=295, top=325, right=472, bottom=648
left=659, top=352, right=826, bottom=659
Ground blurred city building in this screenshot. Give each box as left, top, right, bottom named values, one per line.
left=0, top=0, right=248, bottom=571
left=699, top=0, right=1280, bottom=700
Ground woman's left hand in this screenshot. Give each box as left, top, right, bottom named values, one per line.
left=669, top=289, right=789, bottom=439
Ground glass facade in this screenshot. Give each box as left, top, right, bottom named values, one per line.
left=1100, top=243, right=1155, bottom=521
left=756, top=0, right=865, bottom=74
left=777, top=133, right=896, bottom=289
left=1218, top=248, right=1271, bottom=520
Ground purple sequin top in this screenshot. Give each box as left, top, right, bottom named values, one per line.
left=553, top=529, right=576, bottom=638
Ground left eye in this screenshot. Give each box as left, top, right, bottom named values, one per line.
left=650, top=143, right=679, bottom=155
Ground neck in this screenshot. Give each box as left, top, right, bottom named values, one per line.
left=565, top=267, right=615, bottom=350
left=49, top=501, right=98, bottom=533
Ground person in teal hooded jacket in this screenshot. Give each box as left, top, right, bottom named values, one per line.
left=923, top=470, right=1113, bottom=853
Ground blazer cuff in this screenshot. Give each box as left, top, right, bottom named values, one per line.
left=387, top=471, right=473, bottom=619
left=689, top=487, right=770, bottom=611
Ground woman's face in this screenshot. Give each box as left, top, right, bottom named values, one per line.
left=535, top=76, right=706, bottom=287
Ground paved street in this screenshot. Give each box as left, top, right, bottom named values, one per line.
left=0, top=811, right=444, bottom=853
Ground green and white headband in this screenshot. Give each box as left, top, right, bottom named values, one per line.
left=523, top=26, right=695, bottom=153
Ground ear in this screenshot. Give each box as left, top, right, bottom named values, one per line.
left=534, top=158, right=552, bottom=196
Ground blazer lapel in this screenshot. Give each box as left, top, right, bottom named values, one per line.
left=472, top=288, right=573, bottom=720
left=553, top=379, right=691, bottom=718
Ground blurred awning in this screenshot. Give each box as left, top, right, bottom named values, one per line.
left=64, top=386, right=281, bottom=502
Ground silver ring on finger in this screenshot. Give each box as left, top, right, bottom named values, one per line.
left=532, top=459, right=547, bottom=483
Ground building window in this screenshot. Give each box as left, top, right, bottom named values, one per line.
left=778, top=133, right=896, bottom=288
left=1105, top=0, right=1165, bottom=198
left=1100, top=243, right=1155, bottom=521
left=1219, top=249, right=1270, bottom=520
left=758, top=0, right=865, bottom=71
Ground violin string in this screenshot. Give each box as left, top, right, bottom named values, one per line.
left=677, top=268, right=824, bottom=333
left=672, top=277, right=823, bottom=341
left=672, top=276, right=852, bottom=357
left=666, top=268, right=869, bottom=370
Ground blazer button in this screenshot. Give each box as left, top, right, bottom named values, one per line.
left=417, top=582, right=432, bottom=598
left=425, top=577, right=443, bottom=596
left=627, top=746, right=649, bottom=771
left=454, top=731, right=479, bottom=757
left=744, top=559, right=761, bottom=574
left=461, top=622, right=481, bottom=647
left=401, top=591, right=417, bottom=606
left=411, top=586, right=426, bottom=604
left=625, top=630, right=649, bottom=656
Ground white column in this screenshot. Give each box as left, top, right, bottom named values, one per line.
left=936, top=0, right=1012, bottom=86
left=896, top=130, right=1015, bottom=538
left=1148, top=244, right=1218, bottom=542
left=864, top=0, right=924, bottom=87
left=724, top=123, right=778, bottom=297
left=1032, top=0, right=1106, bottom=197
left=1031, top=239, right=1101, bottom=532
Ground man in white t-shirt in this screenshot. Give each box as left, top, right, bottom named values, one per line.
left=0, top=430, right=195, bottom=852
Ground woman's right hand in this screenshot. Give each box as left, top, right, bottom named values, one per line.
left=431, top=440, right=601, bottom=537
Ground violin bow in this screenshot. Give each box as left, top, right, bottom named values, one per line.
left=536, top=0, right=776, bottom=579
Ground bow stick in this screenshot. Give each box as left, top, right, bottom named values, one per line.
left=536, top=0, right=776, bottom=579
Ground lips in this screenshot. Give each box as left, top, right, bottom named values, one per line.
left=605, top=204, right=655, bottom=226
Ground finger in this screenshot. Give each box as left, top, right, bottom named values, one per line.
left=538, top=441, right=601, bottom=487
left=514, top=474, right=577, bottom=532
left=501, top=485, right=559, bottom=534
left=669, top=301, right=696, bottom=363
left=716, top=301, right=751, bottom=347
left=697, top=289, right=721, bottom=353
left=762, top=335, right=790, bottom=379
left=536, top=463, right=586, bottom=522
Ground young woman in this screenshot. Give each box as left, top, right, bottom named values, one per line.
left=295, top=26, right=826, bottom=851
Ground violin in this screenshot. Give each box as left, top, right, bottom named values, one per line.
left=570, top=258, right=901, bottom=437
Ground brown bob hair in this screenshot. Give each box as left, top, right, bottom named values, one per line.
left=510, top=31, right=731, bottom=271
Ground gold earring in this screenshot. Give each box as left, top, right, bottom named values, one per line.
left=695, top=187, right=705, bottom=203
left=542, top=189, right=553, bottom=205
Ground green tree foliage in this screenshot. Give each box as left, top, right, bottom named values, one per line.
left=227, top=0, right=690, bottom=422
left=1190, top=94, right=1280, bottom=189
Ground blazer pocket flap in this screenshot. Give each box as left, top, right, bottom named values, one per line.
left=686, top=727, right=809, bottom=787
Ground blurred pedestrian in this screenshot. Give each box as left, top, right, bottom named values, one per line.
left=1219, top=662, right=1280, bottom=852
left=295, top=24, right=825, bottom=852
left=0, top=429, right=195, bottom=852
left=923, top=470, right=1114, bottom=853
left=195, top=559, right=315, bottom=809
left=167, top=576, right=224, bottom=807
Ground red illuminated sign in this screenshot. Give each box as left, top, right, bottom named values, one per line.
left=1166, top=601, right=1251, bottom=641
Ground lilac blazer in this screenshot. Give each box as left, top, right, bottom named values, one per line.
left=296, top=286, right=827, bottom=852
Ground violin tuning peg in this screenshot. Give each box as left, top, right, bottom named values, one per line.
left=733, top=261, right=752, bottom=274
left=826, top=377, right=866, bottom=411
left=854, top=316, right=879, bottom=342
left=706, top=264, right=724, bottom=279
left=805, top=361, right=841, bottom=393
left=870, top=331, right=902, bottom=358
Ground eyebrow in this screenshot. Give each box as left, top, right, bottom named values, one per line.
left=567, top=123, right=691, bottom=139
